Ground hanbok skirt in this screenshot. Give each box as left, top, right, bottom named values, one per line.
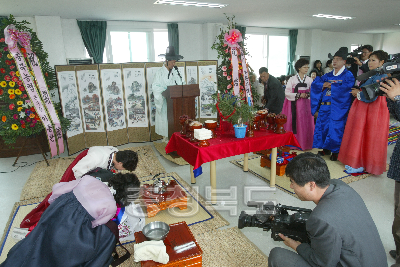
left=338, top=96, right=389, bottom=175
left=281, top=92, right=314, bottom=150
left=20, top=149, right=89, bottom=229
left=1, top=192, right=115, bottom=267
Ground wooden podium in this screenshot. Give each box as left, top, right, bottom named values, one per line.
left=162, top=84, right=200, bottom=139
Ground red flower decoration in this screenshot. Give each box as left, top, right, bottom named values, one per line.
left=30, top=123, right=35, bottom=128
left=22, top=94, right=27, bottom=98
left=10, top=71, right=15, bottom=76
left=17, top=80, right=23, bottom=86
left=0, top=68, right=5, bottom=73
left=9, top=94, right=15, bottom=99
left=9, top=104, right=15, bottom=110
left=4, top=75, right=11, bottom=81
left=9, top=65, right=15, bottom=70
left=30, top=107, right=35, bottom=112
left=0, top=38, right=4, bottom=42
left=20, top=120, right=25, bottom=124
left=19, top=86, right=25, bottom=91
left=45, top=72, right=48, bottom=77
left=0, top=88, right=3, bottom=95
left=21, top=124, right=26, bottom=128
left=20, top=48, right=26, bottom=53
left=13, top=114, right=18, bottom=120
left=3, top=47, right=8, bottom=51
left=12, top=76, right=19, bottom=82
left=26, top=117, right=31, bottom=122
left=0, top=52, right=2, bottom=57
left=5, top=60, right=11, bottom=65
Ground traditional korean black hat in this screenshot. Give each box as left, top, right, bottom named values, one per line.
left=328, top=47, right=349, bottom=60
left=158, top=46, right=184, bottom=61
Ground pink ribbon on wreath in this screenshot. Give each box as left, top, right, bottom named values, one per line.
left=4, top=25, right=63, bottom=156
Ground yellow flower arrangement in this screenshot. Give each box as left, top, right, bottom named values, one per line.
left=7, top=54, right=12, bottom=59
left=17, top=101, right=23, bottom=105
left=2, top=116, right=6, bottom=122
left=17, top=107, right=23, bottom=111
left=9, top=94, right=15, bottom=100
left=9, top=81, right=15, bottom=87
left=0, top=81, right=6, bottom=87
left=8, top=89, right=14, bottom=94
left=16, top=71, right=20, bottom=76
left=15, top=89, right=21, bottom=95
left=29, top=113, right=35, bottom=118
left=11, top=124, right=18, bottom=130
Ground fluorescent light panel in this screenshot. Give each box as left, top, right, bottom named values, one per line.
left=154, top=0, right=228, bottom=8
left=313, top=14, right=353, bottom=20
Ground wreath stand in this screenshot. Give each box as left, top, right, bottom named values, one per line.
left=12, top=134, right=50, bottom=167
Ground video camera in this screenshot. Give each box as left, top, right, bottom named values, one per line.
left=347, top=46, right=364, bottom=64
left=357, top=53, right=400, bottom=100
left=238, top=201, right=312, bottom=243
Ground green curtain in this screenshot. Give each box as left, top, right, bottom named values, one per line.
left=287, top=29, right=298, bottom=75
left=167, top=23, right=179, bottom=55
left=77, top=21, right=107, bottom=64
left=236, top=25, right=246, bottom=40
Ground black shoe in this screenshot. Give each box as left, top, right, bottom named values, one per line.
left=317, top=149, right=331, bottom=156
left=330, top=153, right=338, bottom=161
left=390, top=250, right=397, bottom=260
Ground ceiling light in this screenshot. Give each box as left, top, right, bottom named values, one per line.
left=154, top=0, right=228, bottom=8
left=313, top=14, right=353, bottom=20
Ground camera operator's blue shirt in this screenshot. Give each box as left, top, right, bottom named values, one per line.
left=359, top=73, right=388, bottom=103
left=311, top=67, right=355, bottom=153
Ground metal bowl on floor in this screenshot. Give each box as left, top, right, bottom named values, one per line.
left=142, top=221, right=170, bottom=241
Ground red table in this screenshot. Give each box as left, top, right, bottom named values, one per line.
left=165, top=130, right=300, bottom=204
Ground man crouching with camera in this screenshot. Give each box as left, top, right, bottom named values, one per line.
left=268, top=152, right=387, bottom=267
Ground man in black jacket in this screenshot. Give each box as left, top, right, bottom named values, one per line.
left=259, top=67, right=284, bottom=114
left=268, top=152, right=387, bottom=267
left=349, top=44, right=373, bottom=82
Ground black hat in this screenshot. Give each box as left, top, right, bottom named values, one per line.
left=158, top=46, right=184, bottom=61
left=328, top=47, right=348, bottom=60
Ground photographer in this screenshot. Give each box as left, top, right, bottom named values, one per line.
left=268, top=152, right=386, bottom=267
left=380, top=78, right=400, bottom=266
left=349, top=45, right=373, bottom=84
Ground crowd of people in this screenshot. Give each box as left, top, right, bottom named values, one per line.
left=2, top=44, right=399, bottom=267
left=255, top=45, right=400, bottom=266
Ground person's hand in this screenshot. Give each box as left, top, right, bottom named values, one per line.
left=351, top=88, right=359, bottom=97
left=278, top=233, right=301, bottom=251
left=300, top=93, right=308, bottom=99
left=323, top=82, right=331, bottom=89
left=380, top=78, right=400, bottom=101
left=262, top=97, right=266, bottom=104
left=353, top=56, right=362, bottom=66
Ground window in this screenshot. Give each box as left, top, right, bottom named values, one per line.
left=245, top=34, right=289, bottom=77
left=105, top=30, right=168, bottom=63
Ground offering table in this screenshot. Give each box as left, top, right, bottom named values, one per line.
left=165, top=130, right=300, bottom=204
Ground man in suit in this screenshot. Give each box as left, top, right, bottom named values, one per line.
left=259, top=67, right=284, bottom=114
left=268, top=152, right=387, bottom=267
left=349, top=44, right=373, bottom=84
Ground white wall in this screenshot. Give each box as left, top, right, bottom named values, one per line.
left=179, top=23, right=203, bottom=61
left=61, top=19, right=86, bottom=60
left=382, top=32, right=400, bottom=55
left=34, top=16, right=66, bottom=67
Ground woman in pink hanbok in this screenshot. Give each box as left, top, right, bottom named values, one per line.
left=281, top=59, right=315, bottom=150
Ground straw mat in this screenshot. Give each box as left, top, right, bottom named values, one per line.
left=230, top=148, right=388, bottom=198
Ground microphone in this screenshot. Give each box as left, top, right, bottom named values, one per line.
left=356, top=69, right=378, bottom=81
left=174, top=66, right=182, bottom=80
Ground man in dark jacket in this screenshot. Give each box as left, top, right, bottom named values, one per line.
left=259, top=67, right=284, bottom=114
left=349, top=44, right=373, bottom=83
left=268, top=152, right=387, bottom=267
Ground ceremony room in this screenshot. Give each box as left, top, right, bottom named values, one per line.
left=1, top=0, right=400, bottom=266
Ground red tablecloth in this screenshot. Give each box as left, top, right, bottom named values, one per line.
left=165, top=130, right=300, bottom=169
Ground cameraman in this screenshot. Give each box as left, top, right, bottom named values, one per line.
left=268, top=152, right=387, bottom=267
left=349, top=45, right=373, bottom=84
left=380, top=78, right=400, bottom=266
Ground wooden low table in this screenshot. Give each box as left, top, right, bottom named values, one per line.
left=134, top=221, right=203, bottom=267
left=140, top=180, right=187, bottom=218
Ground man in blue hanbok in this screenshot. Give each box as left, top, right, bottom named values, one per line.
left=152, top=46, right=184, bottom=142
left=311, top=47, right=355, bottom=161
